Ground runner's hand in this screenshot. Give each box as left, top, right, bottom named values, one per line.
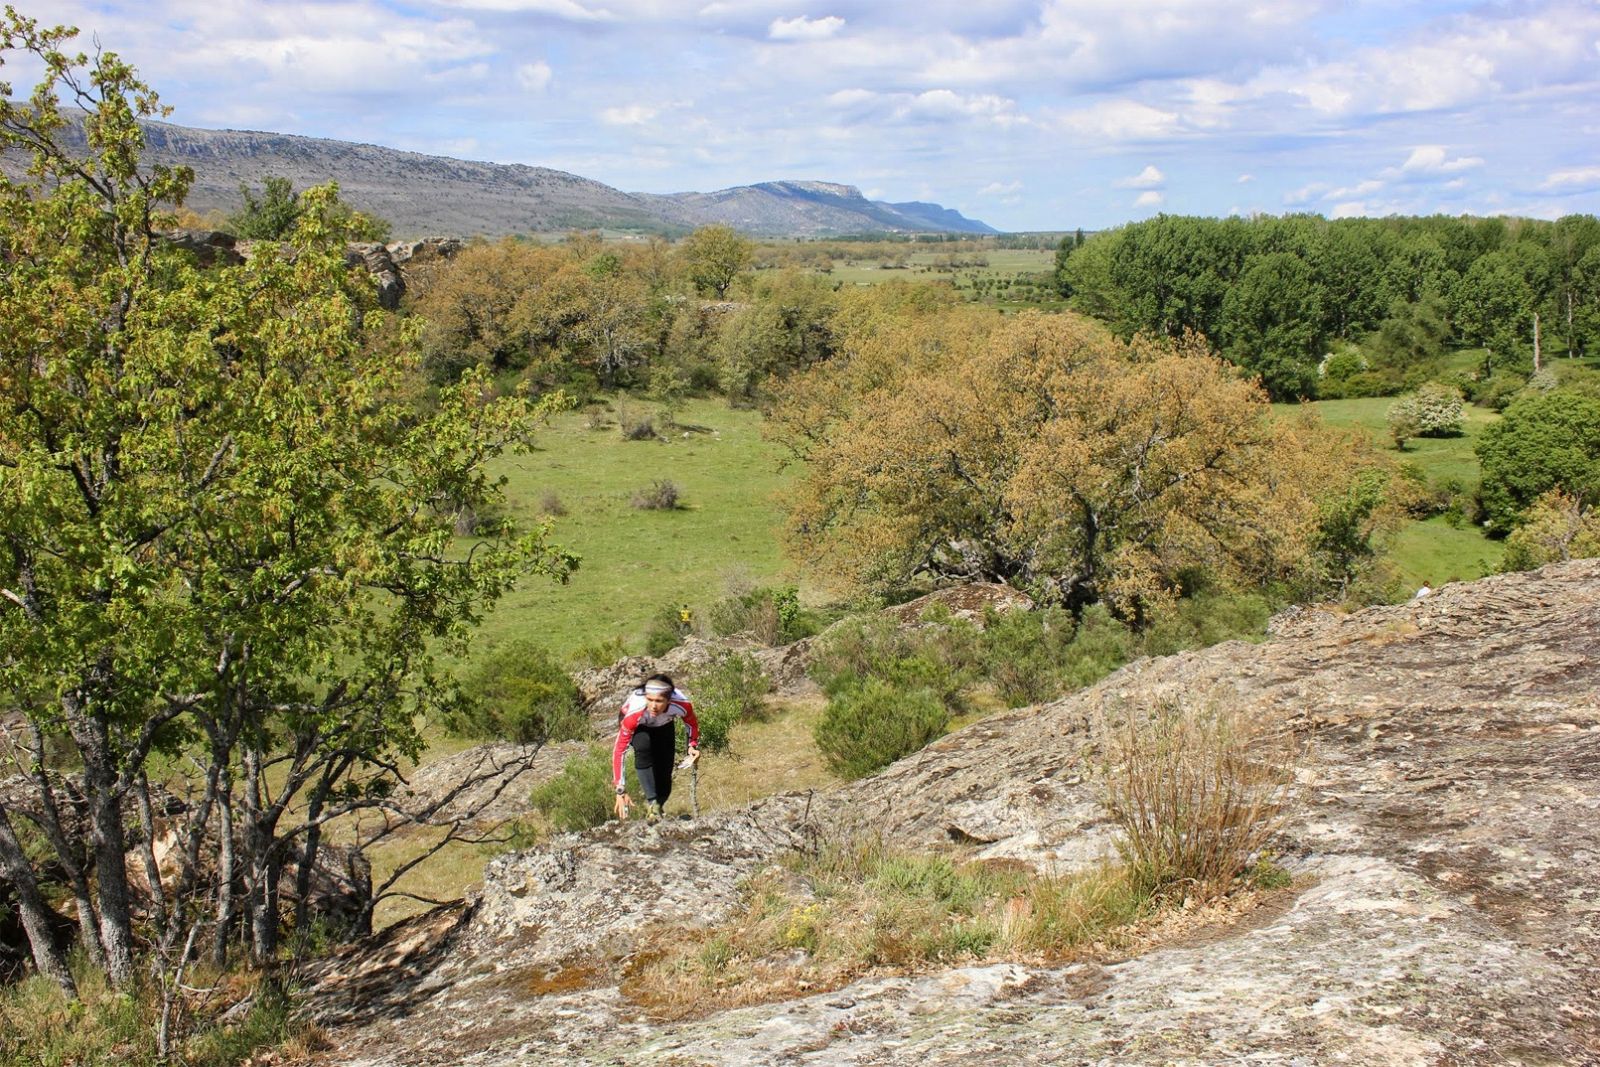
left=613, top=792, right=631, bottom=820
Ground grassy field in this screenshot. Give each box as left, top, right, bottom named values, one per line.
left=468, top=395, right=803, bottom=664
left=1295, top=393, right=1504, bottom=587
left=827, top=248, right=1054, bottom=287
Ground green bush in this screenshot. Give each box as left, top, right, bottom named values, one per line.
left=813, top=678, right=949, bottom=780
left=530, top=745, right=641, bottom=832
left=1138, top=590, right=1271, bottom=658
left=978, top=606, right=1080, bottom=707
left=807, top=614, right=976, bottom=706
left=707, top=585, right=818, bottom=645
left=1476, top=391, right=1600, bottom=532
left=643, top=602, right=694, bottom=656
left=445, top=640, right=588, bottom=745
left=1057, top=604, right=1137, bottom=691
left=693, top=651, right=772, bottom=754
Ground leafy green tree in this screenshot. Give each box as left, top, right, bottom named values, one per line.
left=1475, top=392, right=1600, bottom=531
left=0, top=14, right=573, bottom=992
left=1453, top=251, right=1534, bottom=376
left=230, top=175, right=302, bottom=238
left=680, top=224, right=753, bottom=298
left=1219, top=252, right=1325, bottom=400
left=231, top=174, right=390, bottom=242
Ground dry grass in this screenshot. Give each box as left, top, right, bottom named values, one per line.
left=620, top=839, right=1148, bottom=1021
left=1094, top=696, right=1297, bottom=902
left=678, top=694, right=842, bottom=815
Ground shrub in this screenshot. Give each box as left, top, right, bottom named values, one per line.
left=530, top=745, right=642, bottom=832
left=1095, top=697, right=1296, bottom=901
left=538, top=490, right=568, bottom=517
left=620, top=412, right=658, bottom=441
left=807, top=614, right=976, bottom=707
left=813, top=678, right=948, bottom=780
left=567, top=634, right=626, bottom=670
left=631, top=479, right=681, bottom=510
left=706, top=585, right=817, bottom=645
left=1137, top=590, right=1271, bottom=659
left=978, top=605, right=1079, bottom=707
left=1500, top=489, right=1600, bottom=570
left=445, top=640, right=588, bottom=745
left=692, top=651, right=773, bottom=754
left=642, top=602, right=695, bottom=657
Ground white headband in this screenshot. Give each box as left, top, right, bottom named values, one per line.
left=643, top=682, right=672, bottom=694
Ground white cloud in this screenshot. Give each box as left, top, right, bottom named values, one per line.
left=1283, top=181, right=1329, bottom=206
left=516, top=60, right=553, bottom=92
left=1237, top=173, right=1254, bottom=183
left=826, top=88, right=876, bottom=107
left=1134, top=190, right=1164, bottom=207
left=1325, top=179, right=1384, bottom=200
left=600, top=104, right=657, bottom=125
left=1054, top=99, right=1180, bottom=141
left=433, top=0, right=614, bottom=19
left=979, top=180, right=1023, bottom=196
left=769, top=15, right=845, bottom=40
left=1116, top=164, right=1165, bottom=189
left=1397, top=145, right=1484, bottom=175
left=1541, top=166, right=1600, bottom=191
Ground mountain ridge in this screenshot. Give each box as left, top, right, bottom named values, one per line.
left=83, top=118, right=997, bottom=238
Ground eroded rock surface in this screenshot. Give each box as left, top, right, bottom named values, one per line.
left=304, top=561, right=1600, bottom=1065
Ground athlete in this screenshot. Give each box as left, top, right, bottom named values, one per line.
left=612, top=673, right=698, bottom=821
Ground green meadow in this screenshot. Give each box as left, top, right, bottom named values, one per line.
left=466, top=395, right=801, bottom=663
left=1285, top=392, right=1504, bottom=587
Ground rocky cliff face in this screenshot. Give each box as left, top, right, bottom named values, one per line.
left=300, top=561, right=1600, bottom=1065
left=18, top=117, right=995, bottom=239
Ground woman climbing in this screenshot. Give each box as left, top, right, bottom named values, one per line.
left=612, top=673, right=698, bottom=821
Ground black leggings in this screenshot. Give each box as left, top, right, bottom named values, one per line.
left=630, top=723, right=677, bottom=804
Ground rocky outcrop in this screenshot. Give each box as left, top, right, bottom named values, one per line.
left=302, top=561, right=1600, bottom=1065
left=155, top=231, right=461, bottom=309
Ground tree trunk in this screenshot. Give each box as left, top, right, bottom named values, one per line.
left=1533, top=310, right=1542, bottom=373
left=241, top=747, right=280, bottom=965
left=24, top=742, right=106, bottom=970
left=213, top=786, right=237, bottom=969
left=69, top=704, right=137, bottom=986
left=0, top=805, right=76, bottom=995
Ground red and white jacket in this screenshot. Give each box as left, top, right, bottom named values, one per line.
left=612, top=688, right=698, bottom=790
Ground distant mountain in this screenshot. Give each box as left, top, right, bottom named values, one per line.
left=636, top=180, right=996, bottom=237
left=33, top=118, right=996, bottom=238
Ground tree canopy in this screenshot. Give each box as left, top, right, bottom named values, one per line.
left=771, top=308, right=1387, bottom=620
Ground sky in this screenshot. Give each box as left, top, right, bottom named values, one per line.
left=15, top=0, right=1600, bottom=231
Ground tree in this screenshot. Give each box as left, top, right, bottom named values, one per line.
left=0, top=13, right=574, bottom=995
left=772, top=310, right=1382, bottom=621
left=230, top=174, right=390, bottom=242
left=679, top=224, right=753, bottom=298
left=1453, top=251, right=1534, bottom=376
left=1475, top=392, right=1600, bottom=532
left=1219, top=251, right=1326, bottom=400
left=229, top=175, right=301, bottom=238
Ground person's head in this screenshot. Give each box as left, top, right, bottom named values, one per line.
left=641, top=673, right=674, bottom=713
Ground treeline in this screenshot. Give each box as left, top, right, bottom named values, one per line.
left=1056, top=213, right=1600, bottom=400
left=407, top=231, right=902, bottom=401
